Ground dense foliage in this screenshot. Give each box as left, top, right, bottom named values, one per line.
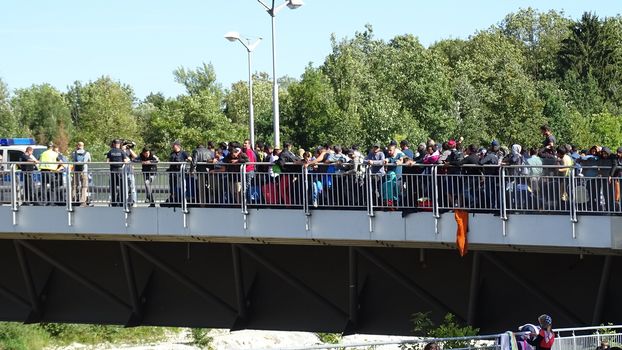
left=1, top=9, right=621, bottom=159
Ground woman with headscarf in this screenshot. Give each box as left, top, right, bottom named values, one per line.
left=527, top=314, right=555, bottom=350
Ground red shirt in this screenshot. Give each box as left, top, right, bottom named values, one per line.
left=245, top=148, right=256, bottom=172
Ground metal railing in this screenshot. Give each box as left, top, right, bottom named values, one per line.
left=2, top=161, right=622, bottom=217
left=258, top=325, right=622, bottom=350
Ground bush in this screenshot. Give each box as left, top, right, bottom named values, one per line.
left=0, top=322, right=50, bottom=350
left=191, top=328, right=214, bottom=349
left=405, top=312, right=479, bottom=350
left=317, top=332, right=342, bottom=344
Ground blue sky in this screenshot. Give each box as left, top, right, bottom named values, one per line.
left=0, top=1, right=619, bottom=99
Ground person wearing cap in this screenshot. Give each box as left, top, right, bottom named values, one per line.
left=527, top=314, right=554, bottom=350
left=39, top=142, right=62, bottom=205
left=167, top=140, right=191, bottom=204
left=134, top=147, right=159, bottom=207
left=106, top=139, right=129, bottom=206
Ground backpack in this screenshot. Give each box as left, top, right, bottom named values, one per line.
left=72, top=151, right=86, bottom=172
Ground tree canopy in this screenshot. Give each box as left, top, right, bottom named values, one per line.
left=1, top=8, right=621, bottom=156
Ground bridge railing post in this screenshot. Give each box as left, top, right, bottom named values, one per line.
left=569, top=168, right=578, bottom=236
left=432, top=165, right=440, bottom=219
left=302, top=164, right=310, bottom=216
left=10, top=163, right=18, bottom=214
left=122, top=164, right=130, bottom=213
left=181, top=163, right=188, bottom=214
left=241, top=164, right=248, bottom=215
left=66, top=163, right=72, bottom=212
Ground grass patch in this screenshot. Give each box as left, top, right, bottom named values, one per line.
left=0, top=322, right=178, bottom=350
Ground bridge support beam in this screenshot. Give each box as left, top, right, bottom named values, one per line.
left=14, top=240, right=45, bottom=323
left=15, top=240, right=132, bottom=312
left=344, top=247, right=358, bottom=335
left=237, top=245, right=347, bottom=320
left=354, top=248, right=463, bottom=321
left=120, top=243, right=143, bottom=326
left=0, top=283, right=30, bottom=309
left=592, top=255, right=612, bottom=325
left=467, top=251, right=480, bottom=326
left=122, top=242, right=237, bottom=316
left=231, top=244, right=248, bottom=330
left=480, top=252, right=583, bottom=325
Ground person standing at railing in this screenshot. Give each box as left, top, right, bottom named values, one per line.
left=556, top=146, right=574, bottom=210
left=106, top=139, right=129, bottom=207
left=449, top=144, right=481, bottom=208
left=167, top=141, right=191, bottom=205
left=242, top=139, right=257, bottom=201
left=608, top=146, right=622, bottom=211
left=121, top=142, right=138, bottom=206
left=223, top=146, right=248, bottom=204
left=480, top=141, right=501, bottom=210
left=192, top=143, right=214, bottom=205
left=541, top=125, right=556, bottom=149
left=527, top=314, right=554, bottom=350
left=526, top=148, right=543, bottom=209
left=135, top=147, right=159, bottom=207
left=18, top=146, right=39, bottom=205
left=277, top=142, right=303, bottom=205
left=39, top=142, right=62, bottom=206
left=366, top=143, right=386, bottom=206
left=70, top=142, right=91, bottom=207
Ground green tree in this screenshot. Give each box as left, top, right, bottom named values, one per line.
left=455, top=30, right=546, bottom=147
left=66, top=77, right=141, bottom=158
left=0, top=78, right=18, bottom=136
left=500, top=8, right=572, bottom=80
left=224, top=72, right=273, bottom=143
left=12, top=84, right=73, bottom=149
left=284, top=66, right=361, bottom=149
left=558, top=13, right=622, bottom=114
left=141, top=64, right=244, bottom=153
left=590, top=112, right=622, bottom=148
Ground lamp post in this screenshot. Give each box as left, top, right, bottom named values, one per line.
left=225, top=32, right=262, bottom=147
left=257, top=0, right=304, bottom=148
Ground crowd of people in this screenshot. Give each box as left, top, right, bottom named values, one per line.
left=4, top=124, right=622, bottom=211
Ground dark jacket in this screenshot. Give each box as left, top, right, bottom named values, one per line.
left=451, top=153, right=481, bottom=176
left=278, top=149, right=302, bottom=173
left=223, top=152, right=249, bottom=172
left=135, top=154, right=159, bottom=173
left=479, top=153, right=499, bottom=176
left=610, top=156, right=622, bottom=177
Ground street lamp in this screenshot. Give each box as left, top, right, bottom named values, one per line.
left=225, top=31, right=262, bottom=148
left=257, top=0, right=304, bottom=148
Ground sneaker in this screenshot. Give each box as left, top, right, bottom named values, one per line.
left=313, top=199, right=318, bottom=208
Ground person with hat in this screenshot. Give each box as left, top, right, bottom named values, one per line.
left=527, top=314, right=554, bottom=350
left=106, top=139, right=129, bottom=206
left=71, top=141, right=91, bottom=207
left=167, top=140, right=191, bottom=204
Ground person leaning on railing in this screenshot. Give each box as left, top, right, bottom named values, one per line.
left=134, top=147, right=159, bottom=207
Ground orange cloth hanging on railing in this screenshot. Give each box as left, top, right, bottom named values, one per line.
left=454, top=209, right=469, bottom=257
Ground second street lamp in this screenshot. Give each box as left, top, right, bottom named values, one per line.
left=225, top=31, right=262, bottom=148
left=257, top=0, right=304, bottom=148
